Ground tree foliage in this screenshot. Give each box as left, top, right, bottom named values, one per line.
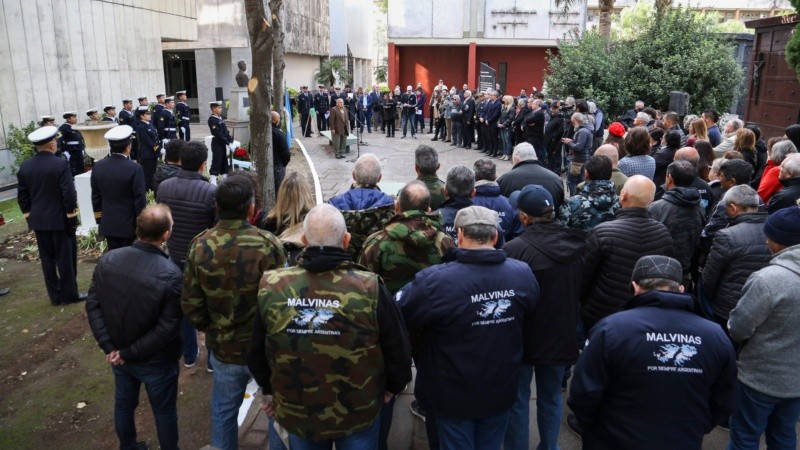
left=546, top=6, right=743, bottom=120
left=6, top=121, right=37, bottom=174
left=314, top=58, right=349, bottom=87
left=786, top=0, right=800, bottom=82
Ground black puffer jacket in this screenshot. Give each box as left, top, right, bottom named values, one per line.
left=767, top=177, right=800, bottom=214
left=497, top=159, right=565, bottom=209
left=648, top=187, right=706, bottom=279
left=86, top=241, right=183, bottom=363
left=580, top=207, right=673, bottom=328
left=703, top=212, right=772, bottom=320
left=156, top=169, right=216, bottom=262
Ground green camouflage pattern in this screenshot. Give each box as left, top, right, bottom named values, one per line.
left=182, top=219, right=287, bottom=365
left=417, top=174, right=446, bottom=210
left=258, top=260, right=384, bottom=441
left=358, top=210, right=455, bottom=294
left=557, top=180, right=620, bottom=231
left=341, top=204, right=396, bottom=259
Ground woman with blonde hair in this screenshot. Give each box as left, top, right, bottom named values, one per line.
left=734, top=127, right=757, bottom=175
left=498, top=95, right=516, bottom=160
left=258, top=171, right=316, bottom=236
left=686, top=119, right=708, bottom=147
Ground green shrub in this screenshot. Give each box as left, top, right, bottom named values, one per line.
left=546, top=6, right=743, bottom=120
left=6, top=122, right=38, bottom=174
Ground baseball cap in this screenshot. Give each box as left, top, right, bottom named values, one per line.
left=509, top=184, right=554, bottom=217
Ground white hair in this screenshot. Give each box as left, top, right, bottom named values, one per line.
left=304, top=204, right=347, bottom=247
left=636, top=111, right=652, bottom=123
left=512, top=142, right=537, bottom=161
left=353, top=153, right=382, bottom=186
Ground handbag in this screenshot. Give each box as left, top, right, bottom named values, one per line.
left=569, top=161, right=583, bottom=177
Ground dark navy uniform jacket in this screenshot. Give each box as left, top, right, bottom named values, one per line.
left=153, top=104, right=165, bottom=135
left=314, top=92, right=330, bottom=113
left=90, top=153, right=146, bottom=239
left=119, top=109, right=135, bottom=128
left=17, top=151, right=77, bottom=231
left=137, top=120, right=160, bottom=160
left=208, top=115, right=232, bottom=146
left=397, top=248, right=539, bottom=420
left=176, top=102, right=191, bottom=128
left=158, top=109, right=178, bottom=140
left=297, top=92, right=313, bottom=114
left=568, top=290, right=737, bottom=450
left=57, top=123, right=84, bottom=159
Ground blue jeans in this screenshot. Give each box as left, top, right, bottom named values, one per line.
left=505, top=364, right=565, bottom=450
left=171, top=258, right=200, bottom=365
left=728, top=383, right=800, bottom=450
left=210, top=352, right=253, bottom=450
left=437, top=410, right=510, bottom=450
left=502, top=128, right=513, bottom=156
left=288, top=414, right=381, bottom=450
left=402, top=112, right=416, bottom=136
left=268, top=417, right=289, bottom=450
left=113, top=360, right=179, bottom=450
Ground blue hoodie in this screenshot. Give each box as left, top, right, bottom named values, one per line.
left=328, top=186, right=394, bottom=211
left=568, top=290, right=737, bottom=450
left=472, top=182, right=523, bottom=241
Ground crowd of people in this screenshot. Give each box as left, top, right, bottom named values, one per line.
left=15, top=83, right=800, bottom=450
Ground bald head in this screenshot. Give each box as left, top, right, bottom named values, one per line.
left=397, top=180, right=431, bottom=212
left=303, top=204, right=349, bottom=248
left=136, top=204, right=173, bottom=243
left=620, top=175, right=656, bottom=208
left=271, top=111, right=280, bottom=125
left=594, top=144, right=619, bottom=166
left=674, top=147, right=699, bottom=166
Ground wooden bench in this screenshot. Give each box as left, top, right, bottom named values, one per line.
left=320, top=130, right=358, bottom=153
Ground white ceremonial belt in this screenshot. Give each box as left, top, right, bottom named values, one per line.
left=66, top=141, right=80, bottom=145
left=165, top=128, right=177, bottom=131
left=181, top=117, right=190, bottom=120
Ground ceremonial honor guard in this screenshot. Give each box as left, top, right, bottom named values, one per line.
left=58, top=111, right=86, bottom=175
left=314, top=85, right=329, bottom=134
left=40, top=115, right=56, bottom=127
left=136, top=106, right=160, bottom=190
left=158, top=96, right=178, bottom=145
left=17, top=126, right=86, bottom=306
left=153, top=93, right=166, bottom=132
left=175, top=90, right=191, bottom=141
left=137, top=96, right=149, bottom=107
left=208, top=101, right=232, bottom=179
left=91, top=125, right=146, bottom=250
left=119, top=99, right=137, bottom=159
left=102, top=105, right=117, bottom=123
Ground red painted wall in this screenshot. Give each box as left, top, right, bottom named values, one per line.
left=475, top=46, right=552, bottom=96
left=395, top=46, right=470, bottom=95
left=389, top=44, right=554, bottom=114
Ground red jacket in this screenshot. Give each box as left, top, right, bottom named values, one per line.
left=758, top=160, right=782, bottom=203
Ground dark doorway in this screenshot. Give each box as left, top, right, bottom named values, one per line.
left=163, top=51, right=199, bottom=121
left=498, top=62, right=508, bottom=95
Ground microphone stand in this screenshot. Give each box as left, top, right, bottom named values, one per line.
left=345, top=107, right=370, bottom=163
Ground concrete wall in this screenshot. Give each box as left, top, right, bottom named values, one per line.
left=0, top=0, right=197, bottom=185
left=330, top=0, right=375, bottom=59
left=285, top=54, right=324, bottom=91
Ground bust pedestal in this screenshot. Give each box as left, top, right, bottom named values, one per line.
left=227, top=87, right=251, bottom=147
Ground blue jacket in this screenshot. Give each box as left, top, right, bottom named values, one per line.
left=472, top=182, right=522, bottom=241
left=329, top=186, right=394, bottom=211
left=568, top=290, right=737, bottom=450
left=568, top=124, right=594, bottom=163
left=398, top=248, right=539, bottom=419
left=485, top=99, right=502, bottom=125
left=436, top=196, right=505, bottom=248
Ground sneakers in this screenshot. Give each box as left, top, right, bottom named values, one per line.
left=566, top=413, right=582, bottom=437
left=410, top=400, right=426, bottom=422
left=183, top=347, right=200, bottom=368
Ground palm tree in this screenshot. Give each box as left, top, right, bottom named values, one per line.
left=555, top=0, right=616, bottom=38
left=314, top=58, right=350, bottom=87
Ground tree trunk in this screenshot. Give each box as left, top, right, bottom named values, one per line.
left=245, top=0, right=276, bottom=210
left=598, top=0, right=614, bottom=38
left=655, top=0, right=672, bottom=24
left=271, top=0, right=285, bottom=114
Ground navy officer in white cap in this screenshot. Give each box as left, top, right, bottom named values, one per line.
left=175, top=90, right=191, bottom=141
left=57, top=111, right=86, bottom=176
left=17, top=126, right=86, bottom=306
left=102, top=106, right=118, bottom=123
left=119, top=100, right=137, bottom=158
left=208, top=101, right=232, bottom=179
left=40, top=115, right=56, bottom=127
left=157, top=96, right=178, bottom=144
left=86, top=108, right=100, bottom=123
left=136, top=106, right=160, bottom=189
left=90, top=125, right=146, bottom=250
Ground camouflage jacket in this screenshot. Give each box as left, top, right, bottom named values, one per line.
left=417, top=174, right=446, bottom=210
left=251, top=247, right=412, bottom=441
left=358, top=210, right=455, bottom=294
left=557, top=180, right=620, bottom=231
left=340, top=204, right=396, bottom=259
left=182, top=219, right=286, bottom=365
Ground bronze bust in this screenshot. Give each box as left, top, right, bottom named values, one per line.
left=235, top=60, right=248, bottom=88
